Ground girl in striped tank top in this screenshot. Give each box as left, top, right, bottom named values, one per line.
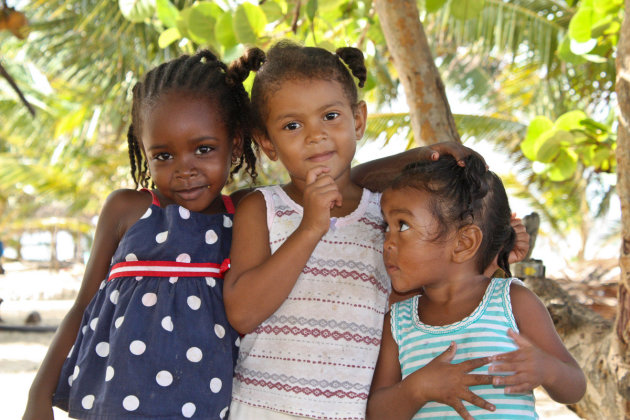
left=368, top=155, right=585, bottom=420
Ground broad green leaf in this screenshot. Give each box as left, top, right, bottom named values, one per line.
left=306, top=0, right=318, bottom=21
left=557, top=36, right=587, bottom=64
left=234, top=3, right=267, bottom=45
left=569, top=6, right=593, bottom=43
left=187, top=2, right=223, bottom=44
left=521, top=116, right=553, bottom=160
left=425, top=0, right=448, bottom=13
left=156, top=0, right=178, bottom=28
left=119, top=0, right=156, bottom=23
left=215, top=12, right=237, bottom=49
left=450, top=0, right=484, bottom=21
left=570, top=38, right=597, bottom=55
left=318, top=41, right=335, bottom=52
left=593, top=145, right=614, bottom=168
left=223, top=44, right=246, bottom=63
left=580, top=117, right=610, bottom=134
left=261, top=1, right=284, bottom=23
left=583, top=52, right=609, bottom=63
left=537, top=130, right=572, bottom=163
left=363, top=71, right=376, bottom=91
left=593, top=0, right=622, bottom=15
left=176, top=8, right=193, bottom=40
left=158, top=26, right=181, bottom=48
left=547, top=149, right=578, bottom=181
left=577, top=144, right=596, bottom=165
left=554, top=110, right=586, bottom=131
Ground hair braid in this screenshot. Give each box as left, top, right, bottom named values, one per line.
left=126, top=49, right=260, bottom=189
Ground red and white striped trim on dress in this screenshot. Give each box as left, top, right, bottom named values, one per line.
left=107, top=259, right=231, bottom=281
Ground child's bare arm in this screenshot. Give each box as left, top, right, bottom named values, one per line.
left=367, top=314, right=495, bottom=420
left=23, top=189, right=149, bottom=420
left=224, top=167, right=339, bottom=334
left=490, top=284, right=586, bottom=404
left=351, top=141, right=486, bottom=192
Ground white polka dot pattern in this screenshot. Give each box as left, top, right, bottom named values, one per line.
left=122, top=395, right=139, bottom=411
left=54, top=196, right=237, bottom=417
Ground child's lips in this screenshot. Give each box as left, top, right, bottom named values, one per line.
left=385, top=263, right=399, bottom=272
left=307, top=151, right=334, bottom=162
left=176, top=185, right=207, bottom=200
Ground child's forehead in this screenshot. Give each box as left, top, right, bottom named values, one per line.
left=382, top=187, right=429, bottom=210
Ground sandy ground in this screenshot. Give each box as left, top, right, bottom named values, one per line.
left=0, top=261, right=582, bottom=419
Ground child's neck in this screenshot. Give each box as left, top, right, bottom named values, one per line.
left=418, top=273, right=489, bottom=326
left=283, top=175, right=363, bottom=218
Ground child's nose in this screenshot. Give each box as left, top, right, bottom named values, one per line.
left=175, top=157, right=198, bottom=178
left=306, top=123, right=327, bottom=144
left=383, top=232, right=395, bottom=250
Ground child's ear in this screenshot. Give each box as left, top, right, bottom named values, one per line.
left=353, top=100, right=368, bottom=140
left=256, top=133, right=278, bottom=161
left=452, top=225, right=483, bottom=263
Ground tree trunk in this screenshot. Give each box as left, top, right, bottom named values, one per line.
left=373, top=0, right=460, bottom=146
left=524, top=276, right=623, bottom=418
left=615, top=0, right=630, bottom=416
left=50, top=227, right=59, bottom=271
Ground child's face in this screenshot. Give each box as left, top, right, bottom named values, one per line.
left=381, top=187, right=457, bottom=293
left=141, top=91, right=241, bottom=214
left=258, top=78, right=366, bottom=186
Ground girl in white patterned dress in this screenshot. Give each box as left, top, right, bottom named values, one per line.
left=223, top=41, right=510, bottom=420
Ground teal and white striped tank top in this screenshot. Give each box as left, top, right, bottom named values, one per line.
left=391, top=277, right=537, bottom=419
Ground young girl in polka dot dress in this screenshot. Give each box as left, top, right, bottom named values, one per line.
left=23, top=49, right=264, bottom=420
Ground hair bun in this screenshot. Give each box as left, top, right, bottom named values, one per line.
left=462, top=155, right=489, bottom=201
left=227, top=47, right=266, bottom=85
left=335, top=47, right=366, bottom=88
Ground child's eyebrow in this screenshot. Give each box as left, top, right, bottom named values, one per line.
left=146, top=136, right=220, bottom=151
left=273, top=101, right=347, bottom=122
left=387, top=208, right=413, bottom=216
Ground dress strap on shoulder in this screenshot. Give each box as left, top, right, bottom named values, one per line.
left=222, top=195, right=235, bottom=214
left=141, top=188, right=161, bottom=207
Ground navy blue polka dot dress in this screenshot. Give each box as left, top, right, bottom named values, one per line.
left=53, top=191, right=239, bottom=419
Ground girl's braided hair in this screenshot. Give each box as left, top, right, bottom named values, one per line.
left=127, top=49, right=265, bottom=188
left=390, top=154, right=515, bottom=276
left=248, top=40, right=367, bottom=135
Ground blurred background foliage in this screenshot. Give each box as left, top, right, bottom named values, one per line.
left=0, top=0, right=622, bottom=265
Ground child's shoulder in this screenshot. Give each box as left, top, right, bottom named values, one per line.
left=104, top=188, right=152, bottom=212
left=390, top=294, right=418, bottom=313
left=100, top=188, right=153, bottom=229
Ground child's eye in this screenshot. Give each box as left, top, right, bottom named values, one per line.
left=196, top=145, right=215, bottom=154
left=154, top=152, right=172, bottom=161
left=399, top=222, right=409, bottom=232
left=324, top=112, right=339, bottom=121
left=283, top=122, right=301, bottom=131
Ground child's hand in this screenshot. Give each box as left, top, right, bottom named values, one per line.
left=413, top=342, right=495, bottom=419
left=300, top=166, right=342, bottom=236
left=489, top=329, right=550, bottom=394
left=426, top=141, right=488, bottom=168
left=508, top=214, right=530, bottom=264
